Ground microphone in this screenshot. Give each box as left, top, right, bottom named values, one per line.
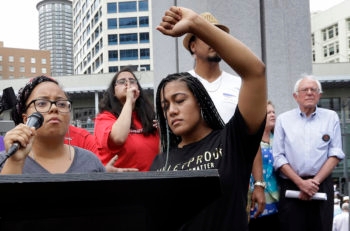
left=6, top=112, right=44, bottom=157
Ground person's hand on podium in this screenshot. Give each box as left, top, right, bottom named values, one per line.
left=105, top=155, right=139, bottom=173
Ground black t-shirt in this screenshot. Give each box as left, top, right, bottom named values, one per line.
left=151, top=108, right=265, bottom=231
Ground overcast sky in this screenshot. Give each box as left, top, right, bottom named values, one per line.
left=0, top=0, right=345, bottom=50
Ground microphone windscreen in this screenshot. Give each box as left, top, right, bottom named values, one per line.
left=26, top=112, right=44, bottom=129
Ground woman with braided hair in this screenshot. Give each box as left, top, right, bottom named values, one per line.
left=0, top=75, right=105, bottom=174
left=150, top=6, right=266, bottom=231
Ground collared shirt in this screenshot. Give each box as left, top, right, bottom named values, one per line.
left=273, top=107, right=345, bottom=178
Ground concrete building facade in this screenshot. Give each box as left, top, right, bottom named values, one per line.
left=0, top=41, right=51, bottom=80
left=311, top=0, right=350, bottom=64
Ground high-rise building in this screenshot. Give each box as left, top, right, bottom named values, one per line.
left=311, top=0, right=350, bottom=63
left=36, top=0, right=74, bottom=76
left=72, top=0, right=152, bottom=75
left=0, top=41, right=51, bottom=79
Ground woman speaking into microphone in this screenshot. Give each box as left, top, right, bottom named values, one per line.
left=0, top=75, right=105, bottom=174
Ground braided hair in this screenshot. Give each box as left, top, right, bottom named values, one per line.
left=11, top=75, right=60, bottom=125
left=98, top=67, right=157, bottom=135
left=155, top=72, right=225, bottom=153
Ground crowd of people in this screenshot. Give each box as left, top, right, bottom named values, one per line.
left=0, top=6, right=347, bottom=231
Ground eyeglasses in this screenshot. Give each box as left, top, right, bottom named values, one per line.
left=297, top=88, right=320, bottom=94
left=26, top=99, right=72, bottom=113
left=115, top=78, right=137, bottom=86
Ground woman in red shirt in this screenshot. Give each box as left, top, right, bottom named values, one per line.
left=94, top=67, right=159, bottom=171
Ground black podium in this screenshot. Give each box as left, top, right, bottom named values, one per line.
left=0, top=170, right=221, bottom=231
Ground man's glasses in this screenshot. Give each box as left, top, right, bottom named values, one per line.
left=297, top=88, right=320, bottom=94
left=25, top=99, right=72, bottom=113
left=115, top=78, right=137, bottom=86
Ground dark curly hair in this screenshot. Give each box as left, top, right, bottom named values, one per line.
left=11, top=75, right=62, bottom=125
left=155, top=72, right=225, bottom=153
left=98, top=67, right=157, bottom=135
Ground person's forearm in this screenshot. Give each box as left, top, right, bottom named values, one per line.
left=0, top=158, right=25, bottom=174
left=313, top=157, right=340, bottom=183
left=110, top=99, right=133, bottom=145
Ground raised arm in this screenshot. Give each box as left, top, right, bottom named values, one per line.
left=157, top=6, right=266, bottom=133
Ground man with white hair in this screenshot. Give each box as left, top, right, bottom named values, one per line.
left=273, top=75, right=345, bottom=231
left=333, top=202, right=349, bottom=231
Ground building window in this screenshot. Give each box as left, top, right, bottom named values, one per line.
left=20, top=57, right=25, bottom=63
left=119, top=17, right=137, bottom=28
left=329, top=44, right=335, bottom=56
left=120, top=49, right=138, bottom=60
left=311, top=34, right=314, bottom=46
left=140, top=64, right=150, bottom=71
left=139, top=32, right=149, bottom=43
left=41, top=58, right=47, bottom=64
left=108, top=50, right=118, bottom=61
left=42, top=68, right=47, bottom=74
left=318, top=97, right=341, bottom=115
left=346, top=97, right=350, bottom=121
left=138, top=0, right=148, bottom=11
left=107, top=18, right=117, bottom=29
left=139, top=16, right=149, bottom=27
left=120, top=65, right=138, bottom=71
left=109, top=66, right=118, bottom=73
left=323, top=42, right=340, bottom=58
left=120, top=33, right=137, bottom=44
left=9, top=66, right=14, bottom=72
left=108, top=34, right=118, bottom=45
left=140, top=48, right=150, bottom=59
left=107, top=2, right=117, bottom=13
left=322, top=24, right=338, bottom=41
left=312, top=50, right=315, bottom=62
left=31, top=57, right=36, bottom=64
left=73, top=107, right=96, bottom=126
left=8, top=56, right=14, bottom=62
left=328, top=28, right=334, bottom=39
left=118, top=1, right=136, bottom=13
left=31, top=67, right=36, bottom=73
left=0, top=56, right=2, bottom=61
left=20, top=66, right=25, bottom=72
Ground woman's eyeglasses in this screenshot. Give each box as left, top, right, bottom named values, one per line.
left=115, top=78, right=137, bottom=86
left=25, top=99, right=72, bottom=113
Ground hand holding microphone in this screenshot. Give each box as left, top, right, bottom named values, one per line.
left=1, top=112, right=44, bottom=165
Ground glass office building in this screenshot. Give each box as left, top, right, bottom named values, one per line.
left=73, top=0, right=152, bottom=75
